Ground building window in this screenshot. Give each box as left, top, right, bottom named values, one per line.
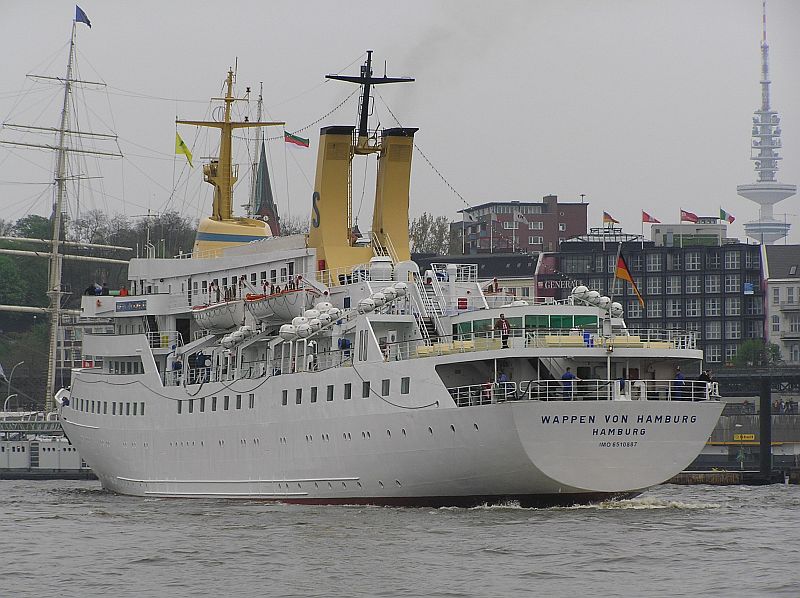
left=790, top=315, right=800, bottom=333
left=686, top=321, right=701, bottom=334
left=666, top=276, right=681, bottom=295
left=529, top=221, right=543, bottom=230
left=791, top=344, right=800, bottom=362
left=707, top=252, right=721, bottom=269
left=529, top=236, right=543, bottom=245
left=705, top=275, right=720, bottom=294
left=685, top=252, right=700, bottom=271
left=725, top=321, right=741, bottom=339
left=401, top=377, right=410, bottom=394
left=705, top=321, right=721, bottom=340
left=344, top=383, right=352, bottom=400
left=773, top=287, right=780, bottom=305
left=362, top=381, right=371, bottom=398
left=327, top=385, right=334, bottom=401
left=686, top=299, right=701, bottom=317
left=705, top=298, right=721, bottom=317
left=788, top=287, right=796, bottom=304
left=706, top=345, right=722, bottom=363
left=772, top=315, right=781, bottom=332
left=646, top=254, right=662, bottom=272
left=667, top=299, right=682, bottom=318
left=724, top=251, right=741, bottom=270
left=725, top=297, right=741, bottom=316
left=725, top=344, right=738, bottom=363
left=627, top=300, right=642, bottom=319
left=724, top=274, right=740, bottom=293
left=746, top=251, right=760, bottom=269
left=646, top=277, right=661, bottom=295
left=747, top=321, right=761, bottom=338
left=558, top=223, right=566, bottom=232
left=685, top=275, right=701, bottom=294
left=382, top=379, right=390, bottom=396
left=503, top=221, right=519, bottom=229
left=629, top=255, right=643, bottom=272
left=646, top=299, right=662, bottom=318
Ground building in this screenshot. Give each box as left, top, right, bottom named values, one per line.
left=453, top=195, right=588, bottom=254
left=548, top=227, right=764, bottom=367
left=737, top=3, right=796, bottom=244
left=763, top=245, right=800, bottom=363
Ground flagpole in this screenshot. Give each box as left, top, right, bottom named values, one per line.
left=641, top=215, right=644, bottom=250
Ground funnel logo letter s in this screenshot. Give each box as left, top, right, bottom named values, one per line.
left=311, top=191, right=321, bottom=228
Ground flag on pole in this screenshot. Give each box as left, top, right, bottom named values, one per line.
left=463, top=211, right=476, bottom=222
left=603, top=211, right=619, bottom=225
left=615, top=252, right=644, bottom=307
left=680, top=209, right=699, bottom=223
left=175, top=132, right=193, bottom=167
left=513, top=211, right=527, bottom=224
left=284, top=131, right=310, bottom=148
left=642, top=211, right=660, bottom=223
left=75, top=5, right=91, bottom=27
left=720, top=208, right=735, bottom=224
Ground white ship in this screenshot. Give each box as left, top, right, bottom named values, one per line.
left=59, top=55, right=723, bottom=506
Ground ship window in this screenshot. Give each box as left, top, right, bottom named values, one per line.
left=224, top=395, right=230, bottom=410
left=574, top=315, right=598, bottom=327
left=212, top=396, right=217, bottom=411
left=310, top=387, right=317, bottom=403
left=132, top=402, right=138, bottom=416
left=260, top=271, right=267, bottom=282
left=177, top=401, right=182, bottom=414
left=250, top=273, right=257, bottom=285
left=140, top=402, right=145, bottom=416
left=362, top=381, right=371, bottom=398
left=401, top=377, right=410, bottom=394
left=282, top=390, right=288, bottom=406
left=344, top=383, right=352, bottom=400
left=200, top=398, right=205, bottom=412
left=382, top=379, right=390, bottom=396
left=270, top=269, right=277, bottom=283
left=327, top=385, right=334, bottom=401
left=112, top=402, right=117, bottom=415
left=103, top=401, right=107, bottom=414
left=295, top=389, right=302, bottom=405
left=550, top=315, right=574, bottom=329
left=236, top=394, right=242, bottom=409
left=249, top=393, right=255, bottom=408
left=188, top=400, right=193, bottom=414
left=222, top=277, right=228, bottom=287
left=344, top=297, right=351, bottom=308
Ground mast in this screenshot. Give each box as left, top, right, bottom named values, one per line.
left=247, top=83, right=264, bottom=217
left=43, top=22, right=77, bottom=412
left=178, top=69, right=283, bottom=222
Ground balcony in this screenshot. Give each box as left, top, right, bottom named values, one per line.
left=779, top=330, right=800, bottom=340
left=778, top=302, right=800, bottom=312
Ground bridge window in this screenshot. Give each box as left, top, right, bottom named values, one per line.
left=295, top=389, right=302, bottom=405
left=282, top=390, right=288, bottom=406
left=310, top=388, right=317, bottom=404
left=327, top=385, right=334, bottom=401
left=132, top=403, right=137, bottom=416
left=212, top=396, right=217, bottom=411
left=249, top=393, right=255, bottom=408
left=343, top=383, right=352, bottom=400
left=224, top=395, right=230, bottom=410
left=382, top=379, right=390, bottom=396
left=112, top=402, right=116, bottom=415
left=140, top=402, right=145, bottom=416
left=362, top=381, right=371, bottom=398
left=177, top=401, right=182, bottom=414
left=401, top=377, right=410, bottom=394
left=200, top=398, right=205, bottom=412
left=236, top=394, right=242, bottom=409
left=188, top=400, right=193, bottom=414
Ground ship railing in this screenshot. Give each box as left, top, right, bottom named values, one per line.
left=268, top=347, right=354, bottom=376
left=316, top=264, right=372, bottom=287
left=144, top=331, right=183, bottom=349
left=447, top=378, right=718, bottom=406
left=164, top=366, right=220, bottom=386
left=384, top=327, right=697, bottom=360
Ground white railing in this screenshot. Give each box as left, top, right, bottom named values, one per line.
left=145, top=331, right=183, bottom=349
left=447, top=378, right=719, bottom=406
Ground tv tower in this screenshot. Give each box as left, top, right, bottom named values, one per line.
left=738, top=1, right=796, bottom=244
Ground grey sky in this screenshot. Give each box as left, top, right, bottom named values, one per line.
left=1, top=0, right=799, bottom=242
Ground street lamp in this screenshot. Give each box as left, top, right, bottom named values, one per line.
left=6, top=361, right=24, bottom=403
left=3, top=394, right=18, bottom=412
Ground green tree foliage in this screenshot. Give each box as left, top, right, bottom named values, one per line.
left=410, top=212, right=451, bottom=254
left=731, top=339, right=782, bottom=367
left=13, top=214, right=51, bottom=239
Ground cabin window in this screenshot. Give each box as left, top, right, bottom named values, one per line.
left=112, top=402, right=117, bottom=415
left=270, top=269, right=277, bottom=283
left=295, top=389, right=302, bottom=405
left=362, top=381, right=371, bottom=398
left=550, top=315, right=574, bottom=329
left=140, top=402, right=145, bottom=416
left=212, top=396, right=217, bottom=411
left=91, top=400, right=95, bottom=413
left=132, top=402, right=138, bottom=416
left=282, top=390, right=288, bottom=406
left=249, top=393, right=255, bottom=408
left=250, top=273, right=257, bottom=285
left=382, top=379, right=390, bottom=396
left=200, top=398, right=205, bottom=412
left=326, top=385, right=334, bottom=401
left=103, top=401, right=107, bottom=414
left=401, top=377, right=410, bottom=394
left=177, top=401, right=182, bottom=414
left=222, top=277, right=228, bottom=288
left=473, top=318, right=492, bottom=335
left=310, top=388, right=317, bottom=403
left=224, top=395, right=230, bottom=410
left=574, top=315, right=598, bottom=327
left=344, top=383, right=352, bottom=400
left=260, top=271, right=267, bottom=283
left=188, top=400, right=193, bottom=414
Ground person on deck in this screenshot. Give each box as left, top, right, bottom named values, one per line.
left=561, top=367, right=577, bottom=400
left=495, top=313, right=511, bottom=348
left=674, top=366, right=687, bottom=400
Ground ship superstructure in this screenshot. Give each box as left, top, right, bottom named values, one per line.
left=59, top=55, right=723, bottom=506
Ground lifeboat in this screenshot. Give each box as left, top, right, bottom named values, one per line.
left=245, top=288, right=318, bottom=323
left=192, top=299, right=245, bottom=331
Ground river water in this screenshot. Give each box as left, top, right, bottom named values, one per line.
left=2, top=480, right=798, bottom=597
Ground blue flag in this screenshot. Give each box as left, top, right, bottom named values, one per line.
left=75, top=5, right=91, bottom=28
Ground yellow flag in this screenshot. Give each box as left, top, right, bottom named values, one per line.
left=175, top=132, right=193, bottom=167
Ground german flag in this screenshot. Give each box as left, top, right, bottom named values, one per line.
left=603, top=211, right=619, bottom=225
left=615, top=252, right=644, bottom=307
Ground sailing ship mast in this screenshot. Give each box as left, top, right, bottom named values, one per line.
left=247, top=83, right=264, bottom=217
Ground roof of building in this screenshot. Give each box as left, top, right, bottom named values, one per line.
left=764, top=245, right=800, bottom=279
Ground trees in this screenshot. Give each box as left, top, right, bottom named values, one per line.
left=732, top=339, right=782, bottom=367
left=278, top=213, right=310, bottom=236
left=410, top=212, right=451, bottom=255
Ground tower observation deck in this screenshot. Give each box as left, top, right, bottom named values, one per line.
left=738, top=1, right=796, bottom=244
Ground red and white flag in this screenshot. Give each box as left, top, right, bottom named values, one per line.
left=642, top=211, right=660, bottom=223
left=680, top=209, right=699, bottom=223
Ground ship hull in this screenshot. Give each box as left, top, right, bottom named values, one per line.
left=60, top=373, right=722, bottom=506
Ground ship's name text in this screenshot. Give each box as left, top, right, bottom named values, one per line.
left=540, top=414, right=697, bottom=425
